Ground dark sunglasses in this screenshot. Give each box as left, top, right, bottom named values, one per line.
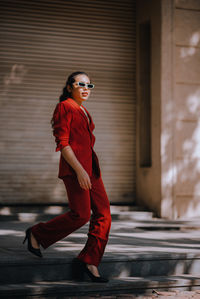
left=76, top=82, right=95, bottom=89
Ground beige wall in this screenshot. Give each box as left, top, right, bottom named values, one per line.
left=172, top=0, right=200, bottom=218
left=161, top=0, right=200, bottom=219
left=137, top=0, right=200, bottom=219
left=160, top=0, right=175, bottom=219
left=136, top=0, right=162, bottom=217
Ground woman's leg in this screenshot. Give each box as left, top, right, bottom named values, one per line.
left=77, top=174, right=111, bottom=267
left=31, top=176, right=91, bottom=249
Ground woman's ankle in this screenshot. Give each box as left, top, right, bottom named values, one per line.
left=31, top=232, right=40, bottom=249
left=86, top=264, right=100, bottom=277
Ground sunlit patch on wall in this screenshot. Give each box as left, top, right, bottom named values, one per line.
left=161, top=131, right=171, bottom=162
left=191, top=122, right=200, bottom=160
left=163, top=166, right=177, bottom=186
left=187, top=90, right=200, bottom=114
left=190, top=31, right=200, bottom=47
left=180, top=47, right=195, bottom=59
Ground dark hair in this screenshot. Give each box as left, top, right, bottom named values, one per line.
left=59, top=71, right=89, bottom=102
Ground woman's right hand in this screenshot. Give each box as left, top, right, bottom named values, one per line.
left=76, top=168, right=92, bottom=190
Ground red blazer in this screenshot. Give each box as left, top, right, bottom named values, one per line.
left=52, top=97, right=101, bottom=179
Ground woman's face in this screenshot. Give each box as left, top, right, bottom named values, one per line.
left=68, top=74, right=92, bottom=104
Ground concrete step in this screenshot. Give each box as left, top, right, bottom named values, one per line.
left=2, top=217, right=200, bottom=298
left=0, top=204, right=147, bottom=214
left=1, top=214, right=200, bottom=231
left=1, top=275, right=200, bottom=298
left=2, top=219, right=200, bottom=286
left=2, top=205, right=200, bottom=230
left=0, top=211, right=154, bottom=222
left=0, top=204, right=154, bottom=222
left=1, top=248, right=200, bottom=285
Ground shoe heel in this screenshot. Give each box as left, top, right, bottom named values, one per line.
left=23, top=227, right=43, bottom=258
left=22, top=233, right=27, bottom=244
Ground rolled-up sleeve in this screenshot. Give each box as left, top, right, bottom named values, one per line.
left=52, top=102, right=72, bottom=152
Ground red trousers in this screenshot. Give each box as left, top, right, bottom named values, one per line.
left=31, top=173, right=111, bottom=267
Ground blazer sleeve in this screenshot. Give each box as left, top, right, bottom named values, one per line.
left=52, top=102, right=72, bottom=152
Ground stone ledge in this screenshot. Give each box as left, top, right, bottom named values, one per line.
left=1, top=275, right=200, bottom=298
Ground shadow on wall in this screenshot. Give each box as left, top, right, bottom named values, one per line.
left=161, top=30, right=200, bottom=219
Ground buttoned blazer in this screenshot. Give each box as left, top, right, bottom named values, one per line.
left=52, top=97, right=101, bottom=179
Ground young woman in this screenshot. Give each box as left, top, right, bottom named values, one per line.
left=23, top=71, right=112, bottom=282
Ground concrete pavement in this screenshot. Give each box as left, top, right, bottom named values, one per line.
left=1, top=207, right=200, bottom=297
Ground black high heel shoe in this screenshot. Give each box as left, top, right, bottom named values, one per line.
left=23, top=227, right=43, bottom=258
left=81, top=261, right=109, bottom=283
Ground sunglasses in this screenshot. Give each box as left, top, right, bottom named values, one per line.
left=76, top=82, right=95, bottom=89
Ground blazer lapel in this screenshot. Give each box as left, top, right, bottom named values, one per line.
left=82, top=106, right=95, bottom=131
left=66, top=98, right=94, bottom=130
left=67, top=98, right=88, bottom=124
left=79, top=107, right=90, bottom=126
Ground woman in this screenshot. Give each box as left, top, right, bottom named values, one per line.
left=23, top=71, right=112, bottom=282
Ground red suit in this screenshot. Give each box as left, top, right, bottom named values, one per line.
left=31, top=98, right=111, bottom=266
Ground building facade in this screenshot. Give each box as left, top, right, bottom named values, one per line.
left=0, top=0, right=200, bottom=219
left=136, top=0, right=200, bottom=219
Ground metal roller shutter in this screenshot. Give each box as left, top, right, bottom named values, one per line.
left=0, top=0, right=136, bottom=204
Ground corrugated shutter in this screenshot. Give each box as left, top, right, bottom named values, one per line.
left=0, top=0, right=136, bottom=204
